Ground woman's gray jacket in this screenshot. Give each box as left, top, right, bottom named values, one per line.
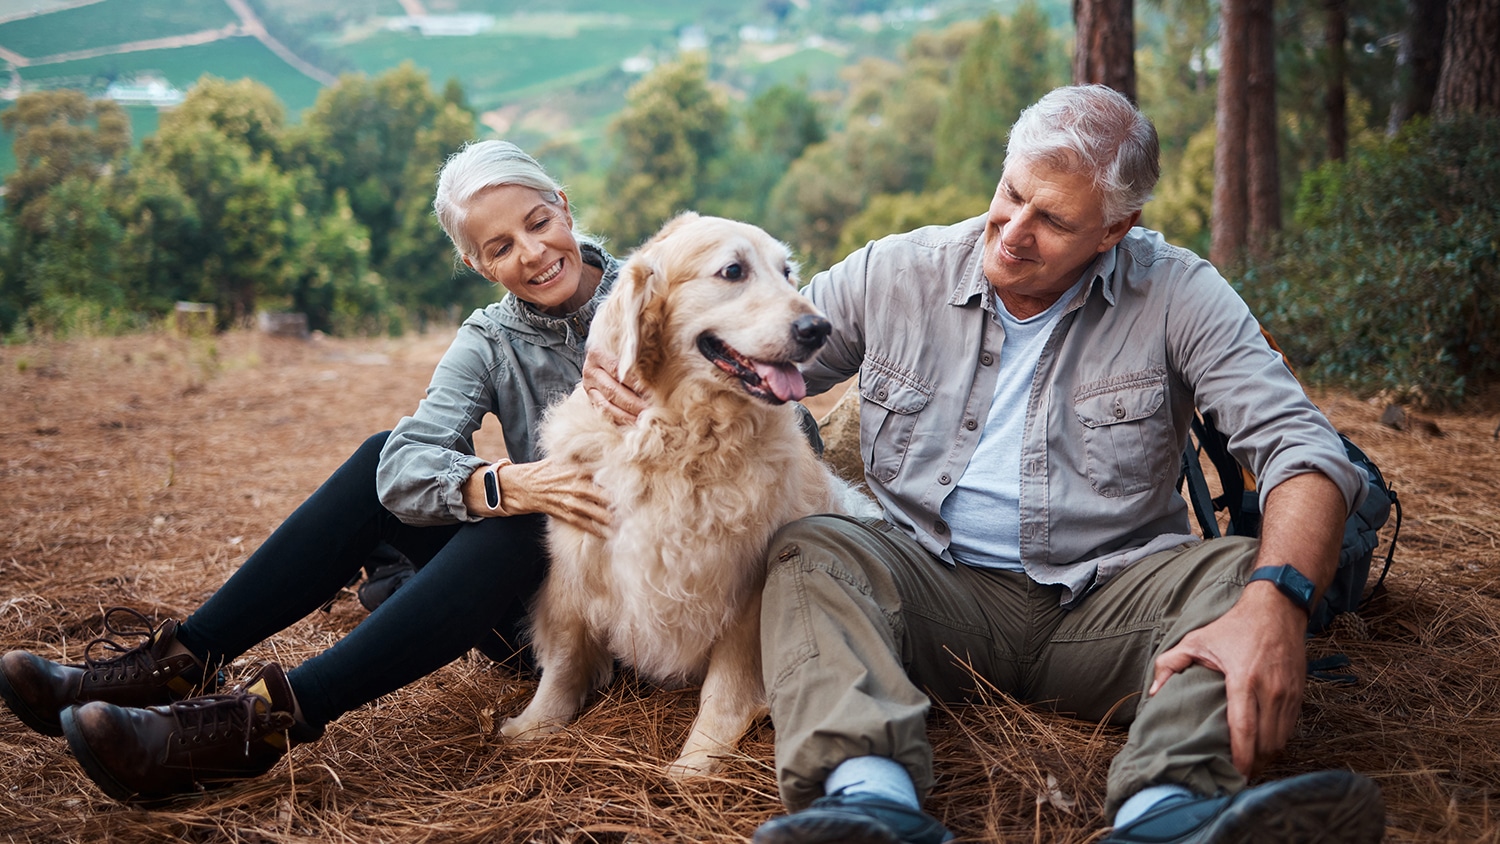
left=375, top=243, right=619, bottom=526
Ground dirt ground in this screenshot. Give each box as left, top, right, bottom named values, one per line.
left=1, top=329, right=1498, bottom=843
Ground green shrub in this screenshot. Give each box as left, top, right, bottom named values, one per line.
left=1236, top=115, right=1500, bottom=407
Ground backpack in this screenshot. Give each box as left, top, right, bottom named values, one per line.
left=1180, top=413, right=1402, bottom=637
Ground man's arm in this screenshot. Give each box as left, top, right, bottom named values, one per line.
left=1149, top=470, right=1346, bottom=777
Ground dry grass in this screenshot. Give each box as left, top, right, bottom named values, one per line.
left=2, top=330, right=1498, bottom=843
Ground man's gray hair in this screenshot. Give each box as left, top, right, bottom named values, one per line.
left=1005, top=85, right=1160, bottom=225
left=433, top=140, right=565, bottom=260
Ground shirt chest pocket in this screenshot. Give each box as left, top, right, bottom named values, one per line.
left=859, top=367, right=932, bottom=485
left=1073, top=370, right=1177, bottom=497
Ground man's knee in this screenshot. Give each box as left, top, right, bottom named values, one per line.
left=769, top=513, right=884, bottom=568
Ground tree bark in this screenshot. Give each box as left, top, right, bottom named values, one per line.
left=1388, top=0, right=1448, bottom=131
left=1325, top=0, right=1348, bottom=161
left=1212, top=0, right=1250, bottom=267
left=1434, top=0, right=1500, bottom=117
left=1247, top=0, right=1280, bottom=256
left=1073, top=0, right=1137, bottom=102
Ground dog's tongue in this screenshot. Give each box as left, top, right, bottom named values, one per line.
left=753, top=360, right=808, bottom=402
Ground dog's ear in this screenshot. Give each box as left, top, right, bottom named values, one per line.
left=608, top=250, right=669, bottom=386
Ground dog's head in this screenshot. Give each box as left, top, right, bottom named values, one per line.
left=602, top=213, right=830, bottom=405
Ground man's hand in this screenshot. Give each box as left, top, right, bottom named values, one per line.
left=582, top=346, right=650, bottom=426
left=1150, top=471, right=1347, bottom=778
left=1149, top=587, right=1308, bottom=777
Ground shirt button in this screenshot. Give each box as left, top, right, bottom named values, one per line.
left=964, top=419, right=978, bottom=430
left=876, top=388, right=888, bottom=400
left=1113, top=404, right=1126, bottom=419
left=980, top=352, right=994, bottom=366
left=939, top=473, right=951, bottom=484
left=934, top=519, right=949, bottom=534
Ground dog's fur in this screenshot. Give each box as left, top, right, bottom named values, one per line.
left=501, top=213, right=873, bottom=775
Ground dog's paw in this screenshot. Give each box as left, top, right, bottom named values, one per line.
left=666, top=750, right=723, bottom=779
left=499, top=715, right=565, bottom=741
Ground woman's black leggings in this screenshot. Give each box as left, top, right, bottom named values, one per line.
left=174, top=432, right=547, bottom=731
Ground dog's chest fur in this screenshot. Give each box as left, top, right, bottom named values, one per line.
left=545, top=388, right=832, bottom=682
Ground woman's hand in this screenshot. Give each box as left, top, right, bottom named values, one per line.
left=462, top=458, right=611, bottom=537
left=583, top=346, right=651, bottom=425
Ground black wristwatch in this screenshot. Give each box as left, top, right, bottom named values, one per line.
left=1247, top=565, right=1316, bottom=616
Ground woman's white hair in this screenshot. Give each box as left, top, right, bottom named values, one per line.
left=1005, top=84, right=1160, bottom=225
left=433, top=140, right=566, bottom=260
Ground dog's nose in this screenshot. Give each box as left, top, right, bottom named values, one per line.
left=791, top=314, right=832, bottom=350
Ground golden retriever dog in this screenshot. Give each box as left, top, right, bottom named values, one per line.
left=501, top=213, right=874, bottom=776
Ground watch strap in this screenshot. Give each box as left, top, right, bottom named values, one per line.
left=1247, top=564, right=1316, bottom=616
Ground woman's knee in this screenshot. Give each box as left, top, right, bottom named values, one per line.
left=358, top=431, right=392, bottom=461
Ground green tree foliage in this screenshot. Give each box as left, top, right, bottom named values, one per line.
left=595, top=55, right=731, bottom=250
left=293, top=189, right=386, bottom=336
left=765, top=54, right=946, bottom=272
left=1236, top=116, right=1500, bottom=406
left=23, top=176, right=133, bottom=337
left=131, top=119, right=302, bottom=325
left=767, top=14, right=1048, bottom=274
left=1, top=67, right=476, bottom=337
left=287, top=62, right=474, bottom=273
left=0, top=90, right=129, bottom=230
left=0, top=90, right=130, bottom=331
left=931, top=5, right=1065, bottom=198
left=161, top=75, right=289, bottom=163
left=697, top=83, right=826, bottom=226
left=382, top=100, right=484, bottom=322
left=1142, top=122, right=1215, bottom=255
left=836, top=186, right=991, bottom=258
left=745, top=83, right=826, bottom=165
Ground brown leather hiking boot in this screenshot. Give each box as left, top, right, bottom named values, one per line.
left=0, top=608, right=212, bottom=736
left=61, top=661, right=321, bottom=803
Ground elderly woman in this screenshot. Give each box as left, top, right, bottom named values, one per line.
left=0, top=141, right=620, bottom=802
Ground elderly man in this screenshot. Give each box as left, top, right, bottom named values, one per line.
left=590, top=85, right=1384, bottom=844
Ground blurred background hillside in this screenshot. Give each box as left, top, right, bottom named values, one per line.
left=1, top=0, right=1495, bottom=406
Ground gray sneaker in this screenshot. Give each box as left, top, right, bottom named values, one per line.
left=1103, top=770, right=1385, bottom=843
left=753, top=792, right=954, bottom=844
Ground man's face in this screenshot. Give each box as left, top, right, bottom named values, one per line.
left=981, top=157, right=1136, bottom=319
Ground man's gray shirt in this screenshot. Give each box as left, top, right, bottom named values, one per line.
left=801, top=216, right=1365, bottom=604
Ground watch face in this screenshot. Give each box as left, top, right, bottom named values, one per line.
left=1281, top=566, right=1316, bottom=605
left=1252, top=565, right=1314, bottom=612
left=484, top=469, right=500, bottom=509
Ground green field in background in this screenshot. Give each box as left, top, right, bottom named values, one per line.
left=332, top=27, right=666, bottom=111
left=0, top=0, right=237, bottom=59
left=18, top=37, right=325, bottom=116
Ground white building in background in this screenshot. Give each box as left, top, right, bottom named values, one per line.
left=385, top=14, right=494, bottom=36
left=104, top=76, right=184, bottom=107
left=739, top=25, right=778, bottom=43
left=678, top=25, right=708, bottom=52
left=621, top=55, right=654, bottom=74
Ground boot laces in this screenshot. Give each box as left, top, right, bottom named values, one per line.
left=165, top=687, right=292, bottom=756
left=82, top=607, right=167, bottom=678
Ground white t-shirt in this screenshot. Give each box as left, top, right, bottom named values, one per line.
left=940, top=278, right=1085, bottom=571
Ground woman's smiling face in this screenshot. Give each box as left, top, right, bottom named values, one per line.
left=460, top=184, right=591, bottom=315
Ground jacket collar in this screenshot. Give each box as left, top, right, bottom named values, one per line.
left=496, top=240, right=619, bottom=343
left=953, top=228, right=1123, bottom=316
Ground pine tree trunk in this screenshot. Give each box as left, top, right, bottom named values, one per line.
left=1387, top=0, right=1447, bottom=131
left=1434, top=0, right=1500, bottom=117
left=1211, top=0, right=1249, bottom=267
left=1072, top=0, right=1137, bottom=102
left=1325, top=0, right=1348, bottom=161
left=1247, top=0, right=1280, bottom=257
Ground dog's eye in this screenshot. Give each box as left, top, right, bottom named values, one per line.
left=782, top=264, right=793, bottom=280
left=718, top=262, right=745, bottom=281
